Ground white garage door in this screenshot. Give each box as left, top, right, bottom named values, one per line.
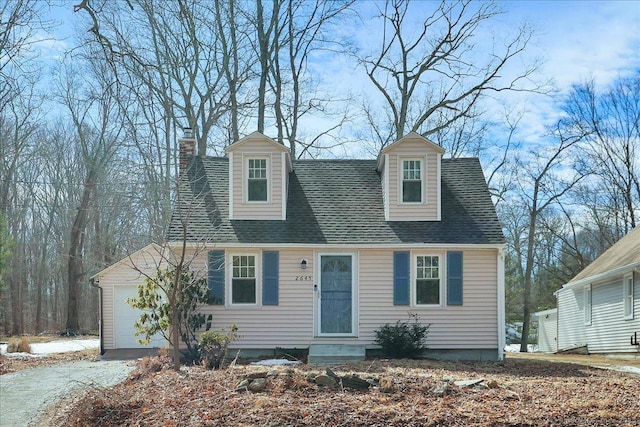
left=114, top=286, right=166, bottom=348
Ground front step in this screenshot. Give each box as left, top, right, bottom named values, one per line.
left=308, top=344, right=366, bottom=364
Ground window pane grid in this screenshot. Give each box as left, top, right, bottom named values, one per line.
left=248, top=158, right=268, bottom=201
left=402, top=160, right=422, bottom=202
left=232, top=255, right=256, bottom=279
left=416, top=256, right=440, bottom=305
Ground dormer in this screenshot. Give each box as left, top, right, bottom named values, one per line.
left=377, top=132, right=445, bottom=221
left=225, top=131, right=292, bottom=220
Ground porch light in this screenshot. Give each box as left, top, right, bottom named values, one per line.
left=300, top=259, right=308, bottom=270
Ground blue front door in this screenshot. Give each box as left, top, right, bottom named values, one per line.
left=319, top=255, right=353, bottom=334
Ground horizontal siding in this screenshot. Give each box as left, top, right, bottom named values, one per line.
left=101, top=246, right=500, bottom=352
left=586, top=273, right=640, bottom=353
left=557, top=287, right=587, bottom=350
left=200, top=249, right=314, bottom=348
left=385, top=140, right=439, bottom=221
left=231, top=140, right=284, bottom=220
left=98, top=247, right=165, bottom=350
left=536, top=312, right=557, bottom=353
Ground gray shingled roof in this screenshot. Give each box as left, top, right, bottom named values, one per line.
left=167, top=156, right=505, bottom=245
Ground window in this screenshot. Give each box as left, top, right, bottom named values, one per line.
left=624, top=273, right=634, bottom=320
left=584, top=284, right=592, bottom=326
left=416, top=255, right=440, bottom=305
left=232, top=255, right=256, bottom=304
left=402, top=159, right=422, bottom=203
left=247, top=158, right=267, bottom=202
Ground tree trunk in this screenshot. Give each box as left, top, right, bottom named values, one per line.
left=66, top=169, right=96, bottom=333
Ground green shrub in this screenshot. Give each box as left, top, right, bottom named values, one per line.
left=374, top=312, right=430, bottom=358
left=199, top=324, right=240, bottom=370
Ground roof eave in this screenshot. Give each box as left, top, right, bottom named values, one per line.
left=560, top=261, right=640, bottom=291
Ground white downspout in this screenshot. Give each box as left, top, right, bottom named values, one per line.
left=497, top=246, right=506, bottom=360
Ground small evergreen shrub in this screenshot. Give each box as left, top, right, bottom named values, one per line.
left=199, top=324, right=239, bottom=370
left=374, top=312, right=430, bottom=358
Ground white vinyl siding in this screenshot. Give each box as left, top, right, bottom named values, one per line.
left=557, top=273, right=640, bottom=354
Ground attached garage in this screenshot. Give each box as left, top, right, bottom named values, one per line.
left=93, top=244, right=168, bottom=352
left=113, top=285, right=165, bottom=348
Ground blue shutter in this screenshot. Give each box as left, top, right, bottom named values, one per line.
left=207, top=250, right=225, bottom=305
left=262, top=251, right=279, bottom=305
left=394, top=251, right=410, bottom=305
left=447, top=251, right=463, bottom=306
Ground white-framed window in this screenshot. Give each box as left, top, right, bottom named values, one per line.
left=415, top=254, right=441, bottom=305
left=231, top=254, right=258, bottom=304
left=246, top=157, right=268, bottom=202
left=623, top=273, right=634, bottom=320
left=584, top=284, right=592, bottom=326
left=402, top=159, right=423, bottom=203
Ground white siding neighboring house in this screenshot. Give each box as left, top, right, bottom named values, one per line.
left=94, top=131, right=506, bottom=361
left=554, top=226, right=640, bottom=355
left=534, top=308, right=558, bottom=353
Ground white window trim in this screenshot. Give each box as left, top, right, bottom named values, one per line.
left=412, top=252, right=444, bottom=307
left=227, top=252, right=261, bottom=307
left=398, top=156, right=426, bottom=205
left=623, top=273, right=634, bottom=320
left=244, top=154, right=270, bottom=203
left=584, top=284, right=592, bottom=326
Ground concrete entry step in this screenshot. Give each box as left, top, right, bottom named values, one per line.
left=308, top=344, right=366, bottom=364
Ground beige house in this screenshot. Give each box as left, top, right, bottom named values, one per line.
left=94, top=131, right=506, bottom=361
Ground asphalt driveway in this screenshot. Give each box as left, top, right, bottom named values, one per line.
left=0, top=359, right=135, bottom=427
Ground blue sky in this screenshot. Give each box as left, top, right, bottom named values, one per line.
left=40, top=1, right=640, bottom=154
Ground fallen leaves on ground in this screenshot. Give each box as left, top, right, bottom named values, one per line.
left=0, top=349, right=99, bottom=375
left=47, top=355, right=640, bottom=426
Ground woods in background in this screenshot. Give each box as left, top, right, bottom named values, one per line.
left=0, top=1, right=637, bottom=346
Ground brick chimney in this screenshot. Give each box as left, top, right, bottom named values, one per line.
left=178, top=127, right=196, bottom=174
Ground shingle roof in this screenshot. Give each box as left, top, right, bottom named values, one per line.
left=568, top=226, right=640, bottom=283
left=167, top=156, right=505, bottom=245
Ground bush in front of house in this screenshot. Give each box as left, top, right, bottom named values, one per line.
left=199, top=324, right=240, bottom=370
left=374, top=312, right=430, bottom=358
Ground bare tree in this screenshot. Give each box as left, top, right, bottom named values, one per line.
left=563, top=76, right=640, bottom=232
left=358, top=0, right=541, bottom=150
left=55, top=60, right=122, bottom=333
left=512, top=125, right=586, bottom=352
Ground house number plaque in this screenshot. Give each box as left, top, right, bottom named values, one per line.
left=295, top=275, right=312, bottom=281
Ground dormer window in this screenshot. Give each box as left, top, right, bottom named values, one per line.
left=402, top=159, right=422, bottom=203
left=247, top=157, right=268, bottom=202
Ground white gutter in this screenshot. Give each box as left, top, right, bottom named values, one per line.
left=166, top=241, right=507, bottom=251
left=558, top=261, right=640, bottom=293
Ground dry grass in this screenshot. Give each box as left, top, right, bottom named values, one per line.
left=0, top=335, right=99, bottom=375
left=6, top=337, right=32, bottom=353
left=47, top=354, right=640, bottom=426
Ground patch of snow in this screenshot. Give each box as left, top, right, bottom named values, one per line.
left=504, top=344, right=539, bottom=353
left=0, top=338, right=99, bottom=356
left=250, top=359, right=302, bottom=366
left=594, top=365, right=640, bottom=375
